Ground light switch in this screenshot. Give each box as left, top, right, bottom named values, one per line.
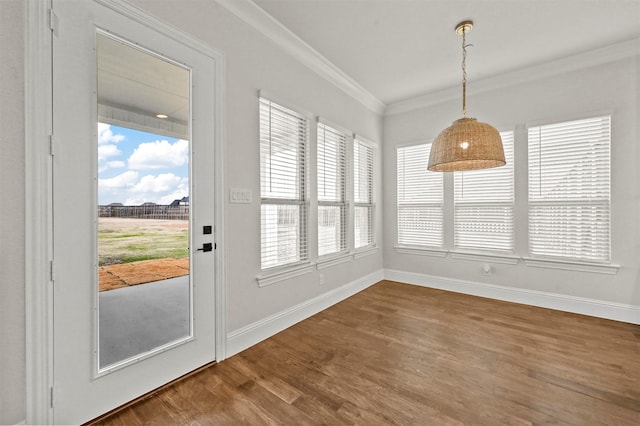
left=230, top=188, right=252, bottom=204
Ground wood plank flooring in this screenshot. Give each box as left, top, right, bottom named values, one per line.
left=90, top=280, right=640, bottom=425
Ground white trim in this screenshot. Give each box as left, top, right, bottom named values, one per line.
left=353, top=134, right=377, bottom=148
left=386, top=37, right=640, bottom=116
left=450, top=251, right=519, bottom=265
left=95, top=0, right=222, bottom=59
left=25, top=1, right=228, bottom=421
left=213, top=48, right=227, bottom=362
left=97, top=0, right=229, bottom=363
left=394, top=246, right=448, bottom=258
left=353, top=246, right=378, bottom=259
left=523, top=257, right=619, bottom=275
left=258, top=89, right=315, bottom=121
left=316, top=253, right=352, bottom=270
left=215, top=0, right=385, bottom=115
left=257, top=262, right=315, bottom=287
left=384, top=269, right=640, bottom=325
left=394, top=247, right=617, bottom=272
left=25, top=0, right=53, bottom=423
left=228, top=269, right=384, bottom=357
left=317, top=116, right=353, bottom=139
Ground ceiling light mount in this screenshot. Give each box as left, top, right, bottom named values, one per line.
left=454, top=20, right=473, bottom=36
left=428, top=19, right=505, bottom=172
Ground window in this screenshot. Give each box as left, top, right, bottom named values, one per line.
left=397, top=143, right=443, bottom=247
left=528, top=116, right=611, bottom=262
left=454, top=131, right=515, bottom=252
left=354, top=139, right=375, bottom=248
left=317, top=123, right=347, bottom=257
left=260, top=98, right=308, bottom=269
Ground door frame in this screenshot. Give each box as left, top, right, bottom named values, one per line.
left=25, top=0, right=227, bottom=423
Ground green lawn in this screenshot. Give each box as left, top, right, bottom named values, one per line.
left=98, top=218, right=189, bottom=265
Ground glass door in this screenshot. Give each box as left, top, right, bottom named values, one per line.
left=96, top=33, right=193, bottom=370
left=52, top=1, right=217, bottom=423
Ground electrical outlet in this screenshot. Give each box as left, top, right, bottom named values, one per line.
left=482, top=264, right=492, bottom=276
left=319, top=274, right=325, bottom=285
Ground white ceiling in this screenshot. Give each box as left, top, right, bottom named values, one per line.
left=252, top=0, right=640, bottom=105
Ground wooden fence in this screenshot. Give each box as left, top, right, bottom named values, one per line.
left=98, top=205, right=189, bottom=220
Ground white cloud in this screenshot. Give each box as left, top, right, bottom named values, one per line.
left=98, top=144, right=122, bottom=162
left=122, top=173, right=189, bottom=206
left=98, top=160, right=126, bottom=173
left=99, top=170, right=139, bottom=189
left=98, top=123, right=125, bottom=145
left=107, top=160, right=125, bottom=169
left=131, top=173, right=186, bottom=193
left=128, top=139, right=189, bottom=170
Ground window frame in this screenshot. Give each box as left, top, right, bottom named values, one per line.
left=353, top=137, right=376, bottom=250
left=527, top=115, right=611, bottom=263
left=259, top=97, right=309, bottom=271
left=316, top=121, right=348, bottom=258
left=453, top=130, right=515, bottom=253
left=396, top=142, right=444, bottom=249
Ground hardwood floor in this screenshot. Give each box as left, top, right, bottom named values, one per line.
left=91, top=280, right=640, bottom=425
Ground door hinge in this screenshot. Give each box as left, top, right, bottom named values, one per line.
left=49, top=134, right=55, bottom=157
left=50, top=260, right=56, bottom=282
left=49, top=9, right=59, bottom=34
left=50, top=386, right=54, bottom=408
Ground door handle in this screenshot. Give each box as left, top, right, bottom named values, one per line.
left=197, top=243, right=213, bottom=252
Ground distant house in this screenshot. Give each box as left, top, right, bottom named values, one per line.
left=170, top=196, right=189, bottom=207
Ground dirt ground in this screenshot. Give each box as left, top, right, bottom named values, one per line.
left=99, top=257, right=189, bottom=291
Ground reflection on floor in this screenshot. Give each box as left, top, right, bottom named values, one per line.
left=99, top=276, right=189, bottom=368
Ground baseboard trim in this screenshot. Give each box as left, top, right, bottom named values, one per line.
left=384, top=269, right=640, bottom=325
left=226, top=269, right=384, bottom=357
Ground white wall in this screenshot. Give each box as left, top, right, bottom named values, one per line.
left=4, top=0, right=636, bottom=423
left=383, top=55, right=640, bottom=311
left=3, top=1, right=383, bottom=423
left=127, top=0, right=383, bottom=333
left=0, top=1, right=26, bottom=424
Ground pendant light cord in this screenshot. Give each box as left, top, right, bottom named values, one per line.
left=461, top=27, right=467, bottom=117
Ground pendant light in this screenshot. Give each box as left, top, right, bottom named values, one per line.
left=428, top=20, right=505, bottom=172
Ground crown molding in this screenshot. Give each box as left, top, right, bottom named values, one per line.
left=215, top=0, right=385, bottom=115
left=386, top=37, right=640, bottom=116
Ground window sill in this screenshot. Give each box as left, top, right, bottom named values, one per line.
left=394, top=246, right=448, bottom=257
left=257, top=262, right=314, bottom=287
left=450, top=251, right=520, bottom=265
left=523, top=257, right=620, bottom=275
left=316, top=253, right=352, bottom=270
left=353, top=245, right=378, bottom=259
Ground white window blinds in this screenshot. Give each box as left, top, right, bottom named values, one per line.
left=397, top=143, right=443, bottom=247
left=454, top=131, right=515, bottom=252
left=317, top=123, right=347, bottom=256
left=354, top=139, right=374, bottom=248
left=260, top=98, right=308, bottom=269
left=528, top=115, right=611, bottom=262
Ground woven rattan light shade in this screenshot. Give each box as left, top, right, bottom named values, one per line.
left=428, top=20, right=505, bottom=172
left=428, top=117, right=505, bottom=172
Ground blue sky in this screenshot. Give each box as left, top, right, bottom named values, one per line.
left=98, top=123, right=189, bottom=206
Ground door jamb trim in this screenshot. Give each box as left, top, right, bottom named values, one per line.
left=25, top=1, right=227, bottom=423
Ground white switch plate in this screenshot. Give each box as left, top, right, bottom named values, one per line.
left=230, top=188, right=252, bottom=204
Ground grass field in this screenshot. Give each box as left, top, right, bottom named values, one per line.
left=98, top=217, right=189, bottom=266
